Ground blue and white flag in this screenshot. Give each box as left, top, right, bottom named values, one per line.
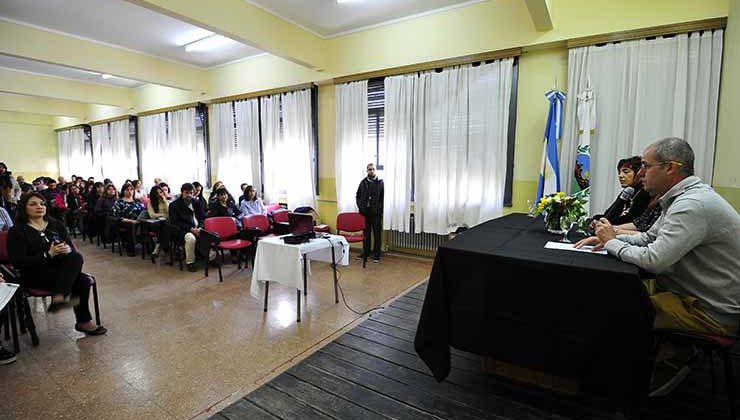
left=536, top=90, right=566, bottom=204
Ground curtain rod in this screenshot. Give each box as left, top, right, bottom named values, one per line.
left=567, top=17, right=727, bottom=49
left=333, top=47, right=522, bottom=85
left=136, top=102, right=201, bottom=117
left=87, top=115, right=135, bottom=126
left=54, top=124, right=87, bottom=133
left=206, top=82, right=316, bottom=105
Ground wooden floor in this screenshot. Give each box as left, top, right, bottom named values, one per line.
left=211, top=282, right=740, bottom=420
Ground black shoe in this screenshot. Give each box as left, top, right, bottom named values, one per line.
left=74, top=325, right=108, bottom=336
left=186, top=263, right=197, bottom=272
left=0, top=346, right=16, bottom=365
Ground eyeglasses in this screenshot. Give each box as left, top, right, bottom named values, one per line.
left=640, top=160, right=683, bottom=170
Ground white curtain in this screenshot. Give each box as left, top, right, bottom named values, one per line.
left=335, top=80, right=369, bottom=213
left=57, top=127, right=90, bottom=179
left=260, top=94, right=282, bottom=204
left=413, top=59, right=513, bottom=234
left=91, top=120, right=137, bottom=187
left=383, top=75, right=415, bottom=232
left=139, top=113, right=168, bottom=190
left=212, top=102, right=238, bottom=194
left=166, top=108, right=201, bottom=189
left=235, top=99, right=262, bottom=196
left=562, top=30, right=723, bottom=214
left=282, top=89, right=317, bottom=210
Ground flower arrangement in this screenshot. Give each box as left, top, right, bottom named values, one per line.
left=533, top=192, right=587, bottom=234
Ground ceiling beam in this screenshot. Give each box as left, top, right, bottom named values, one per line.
left=524, top=0, right=553, bottom=31
left=0, top=19, right=207, bottom=91
left=125, top=0, right=327, bottom=71
left=0, top=92, right=87, bottom=118
left=0, top=68, right=134, bottom=108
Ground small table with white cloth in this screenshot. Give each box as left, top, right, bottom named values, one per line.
left=249, top=234, right=350, bottom=322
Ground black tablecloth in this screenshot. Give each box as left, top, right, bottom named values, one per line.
left=414, top=214, right=655, bottom=409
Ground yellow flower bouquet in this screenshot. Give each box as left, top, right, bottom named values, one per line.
left=533, top=192, right=587, bottom=234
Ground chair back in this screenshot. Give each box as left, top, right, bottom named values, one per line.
left=265, top=203, right=282, bottom=214
left=272, top=209, right=289, bottom=223
left=204, top=216, right=238, bottom=239
left=0, top=230, right=8, bottom=264
left=243, top=214, right=270, bottom=232
left=337, top=212, right=365, bottom=233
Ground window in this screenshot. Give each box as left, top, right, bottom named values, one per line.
left=366, top=59, right=518, bottom=206
left=367, top=78, right=385, bottom=174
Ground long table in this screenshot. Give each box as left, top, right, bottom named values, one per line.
left=414, top=214, right=655, bottom=410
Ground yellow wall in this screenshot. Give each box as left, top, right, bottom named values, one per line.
left=715, top=0, right=740, bottom=210
left=0, top=110, right=58, bottom=180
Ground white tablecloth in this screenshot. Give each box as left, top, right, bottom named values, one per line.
left=249, top=234, right=350, bottom=299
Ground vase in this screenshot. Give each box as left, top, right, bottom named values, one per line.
left=544, top=210, right=566, bottom=234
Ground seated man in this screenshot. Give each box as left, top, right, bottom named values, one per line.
left=168, top=183, right=214, bottom=272
left=577, top=138, right=740, bottom=395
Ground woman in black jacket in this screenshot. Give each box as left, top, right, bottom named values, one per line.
left=7, top=192, right=106, bottom=335
left=207, top=188, right=242, bottom=224
left=595, top=156, right=650, bottom=225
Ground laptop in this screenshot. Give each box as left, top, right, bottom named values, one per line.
left=283, top=212, right=314, bottom=244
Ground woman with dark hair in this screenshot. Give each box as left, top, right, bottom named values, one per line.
left=207, top=188, right=242, bottom=221
left=87, top=182, right=103, bottom=212
left=132, top=180, right=147, bottom=201
left=595, top=156, right=650, bottom=225
left=208, top=181, right=235, bottom=206
left=95, top=184, right=117, bottom=215
left=239, top=185, right=266, bottom=216
left=192, top=182, right=208, bottom=211
left=158, top=182, right=171, bottom=202
left=7, top=192, right=106, bottom=335
left=145, top=185, right=168, bottom=258
left=113, top=183, right=144, bottom=256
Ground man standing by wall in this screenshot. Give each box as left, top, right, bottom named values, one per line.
left=356, top=163, right=384, bottom=263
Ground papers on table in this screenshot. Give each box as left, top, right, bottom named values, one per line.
left=0, top=283, right=19, bottom=312
left=544, top=241, right=607, bottom=255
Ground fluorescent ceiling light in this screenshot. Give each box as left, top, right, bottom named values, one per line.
left=101, top=74, right=113, bottom=79
left=175, top=28, right=215, bottom=47
left=184, top=34, right=232, bottom=52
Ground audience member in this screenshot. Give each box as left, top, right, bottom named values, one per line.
left=16, top=176, right=32, bottom=193
left=238, top=183, right=249, bottom=205
left=0, top=205, right=12, bottom=230
left=207, top=188, right=242, bottom=220
left=0, top=163, right=22, bottom=202
left=0, top=271, right=17, bottom=365
left=7, top=192, right=107, bottom=335
left=87, top=182, right=104, bottom=213
left=208, top=181, right=235, bottom=206
left=95, top=184, right=117, bottom=215
left=132, top=180, right=147, bottom=201
left=146, top=185, right=169, bottom=257
left=169, top=183, right=213, bottom=272
left=112, top=183, right=144, bottom=256
left=239, top=185, right=266, bottom=216
left=356, top=163, right=384, bottom=263
left=0, top=185, right=14, bottom=221
left=192, top=182, right=208, bottom=211
left=159, top=182, right=171, bottom=201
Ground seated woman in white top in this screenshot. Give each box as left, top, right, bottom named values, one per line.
left=239, top=185, right=266, bottom=216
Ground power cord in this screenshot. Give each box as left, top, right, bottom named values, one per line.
left=322, top=236, right=384, bottom=316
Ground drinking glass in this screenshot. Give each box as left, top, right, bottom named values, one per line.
left=559, top=215, right=576, bottom=243
left=527, top=200, right=536, bottom=217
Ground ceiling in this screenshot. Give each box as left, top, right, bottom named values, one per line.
left=246, top=0, right=486, bottom=37
left=0, top=54, right=144, bottom=88
left=0, top=0, right=263, bottom=69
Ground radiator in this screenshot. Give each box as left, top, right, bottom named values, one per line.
left=388, top=216, right=449, bottom=252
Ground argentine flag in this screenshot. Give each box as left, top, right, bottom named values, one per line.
left=536, top=90, right=566, bottom=204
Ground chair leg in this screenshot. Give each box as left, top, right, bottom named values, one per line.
left=724, top=353, right=736, bottom=420
left=92, top=283, right=101, bottom=326
left=20, top=295, right=38, bottom=346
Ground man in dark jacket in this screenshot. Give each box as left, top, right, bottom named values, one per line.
left=169, top=183, right=208, bottom=271
left=356, top=163, right=384, bottom=263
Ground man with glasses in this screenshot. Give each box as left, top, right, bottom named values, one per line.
left=577, top=137, right=740, bottom=396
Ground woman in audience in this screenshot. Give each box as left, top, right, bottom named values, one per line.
left=87, top=182, right=103, bottom=213
left=192, top=182, right=208, bottom=211
left=132, top=180, right=147, bottom=201
left=158, top=182, right=172, bottom=201
left=207, top=187, right=242, bottom=222
left=0, top=205, right=12, bottom=231
left=95, top=184, right=117, bottom=215
left=1, top=185, right=16, bottom=220
left=594, top=156, right=650, bottom=225
left=7, top=192, right=106, bottom=335
left=239, top=185, right=267, bottom=216
left=65, top=184, right=83, bottom=233
left=113, top=183, right=144, bottom=256
left=143, top=185, right=168, bottom=258
left=208, top=181, right=236, bottom=206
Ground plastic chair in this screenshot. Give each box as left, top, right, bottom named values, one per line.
left=271, top=209, right=290, bottom=235
left=203, top=217, right=252, bottom=282
left=336, top=212, right=365, bottom=244
left=242, top=214, right=272, bottom=238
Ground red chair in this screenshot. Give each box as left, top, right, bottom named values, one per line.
left=203, top=217, right=252, bottom=282
left=242, top=214, right=273, bottom=239
left=336, top=212, right=365, bottom=244
left=0, top=230, right=9, bottom=264
left=271, top=209, right=290, bottom=235
left=265, top=203, right=282, bottom=214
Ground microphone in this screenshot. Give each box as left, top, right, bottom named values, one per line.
left=618, top=186, right=636, bottom=202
